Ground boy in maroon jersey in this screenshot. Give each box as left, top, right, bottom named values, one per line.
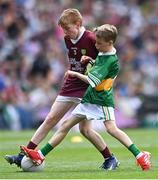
left=5, top=8, right=119, bottom=170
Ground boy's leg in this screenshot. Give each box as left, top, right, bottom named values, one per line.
left=20, top=115, right=83, bottom=165
left=105, top=120, right=133, bottom=147
left=79, top=120, right=119, bottom=170
left=104, top=120, right=151, bottom=170
left=5, top=101, right=75, bottom=166
left=30, top=101, right=75, bottom=145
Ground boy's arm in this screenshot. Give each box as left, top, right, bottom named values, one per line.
left=65, top=70, right=113, bottom=91
left=65, top=70, right=89, bottom=84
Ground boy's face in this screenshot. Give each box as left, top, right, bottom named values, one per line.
left=61, top=23, right=80, bottom=40
left=95, top=37, right=112, bottom=52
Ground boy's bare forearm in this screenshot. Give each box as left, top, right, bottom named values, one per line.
left=75, top=72, right=88, bottom=84
left=66, top=70, right=89, bottom=84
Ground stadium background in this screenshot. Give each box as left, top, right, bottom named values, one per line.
left=0, top=0, right=158, bottom=131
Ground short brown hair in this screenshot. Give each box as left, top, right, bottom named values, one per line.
left=58, top=8, right=82, bottom=27
left=94, top=24, right=118, bottom=43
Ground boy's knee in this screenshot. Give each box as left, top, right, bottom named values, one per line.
left=79, top=126, right=90, bottom=137
left=60, top=120, right=72, bottom=132
left=44, top=113, right=59, bottom=127
left=105, top=122, right=117, bottom=135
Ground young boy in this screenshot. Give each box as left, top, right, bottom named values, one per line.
left=21, top=24, right=151, bottom=171
left=5, top=9, right=119, bottom=170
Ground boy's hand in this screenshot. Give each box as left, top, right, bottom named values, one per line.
left=80, top=55, right=91, bottom=64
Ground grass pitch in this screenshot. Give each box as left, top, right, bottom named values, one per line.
left=0, top=129, right=157, bottom=179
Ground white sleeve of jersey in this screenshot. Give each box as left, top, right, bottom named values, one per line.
left=87, top=72, right=101, bottom=88
left=87, top=76, right=95, bottom=88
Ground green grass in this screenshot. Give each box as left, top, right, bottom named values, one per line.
left=0, top=129, right=157, bottom=179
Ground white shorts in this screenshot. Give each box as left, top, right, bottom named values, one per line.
left=56, top=95, right=82, bottom=104
left=72, top=103, right=115, bottom=121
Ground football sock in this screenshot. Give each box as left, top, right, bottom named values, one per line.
left=27, top=141, right=37, bottom=149
left=100, top=147, right=112, bottom=159
left=128, top=144, right=141, bottom=157
left=40, top=143, right=53, bottom=156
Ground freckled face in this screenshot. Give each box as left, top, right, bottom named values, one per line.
left=61, top=24, right=80, bottom=40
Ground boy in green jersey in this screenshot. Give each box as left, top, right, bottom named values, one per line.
left=21, top=24, right=151, bottom=171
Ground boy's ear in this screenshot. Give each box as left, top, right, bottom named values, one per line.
left=109, top=40, right=113, bottom=45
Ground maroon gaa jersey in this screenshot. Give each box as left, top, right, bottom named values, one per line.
left=59, top=30, right=98, bottom=98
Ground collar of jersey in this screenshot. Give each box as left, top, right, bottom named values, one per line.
left=98, top=47, right=116, bottom=56
left=70, top=26, right=85, bottom=44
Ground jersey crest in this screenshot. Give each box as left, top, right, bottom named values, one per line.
left=81, top=49, right=87, bottom=55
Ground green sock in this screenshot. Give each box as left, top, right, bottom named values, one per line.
left=40, top=143, right=53, bottom=156
left=128, top=144, right=141, bottom=157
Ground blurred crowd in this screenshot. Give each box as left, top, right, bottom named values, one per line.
left=0, top=0, right=158, bottom=130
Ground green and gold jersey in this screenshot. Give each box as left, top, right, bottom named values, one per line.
left=81, top=48, right=119, bottom=107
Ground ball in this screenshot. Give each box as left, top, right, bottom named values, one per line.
left=21, top=155, right=45, bottom=172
